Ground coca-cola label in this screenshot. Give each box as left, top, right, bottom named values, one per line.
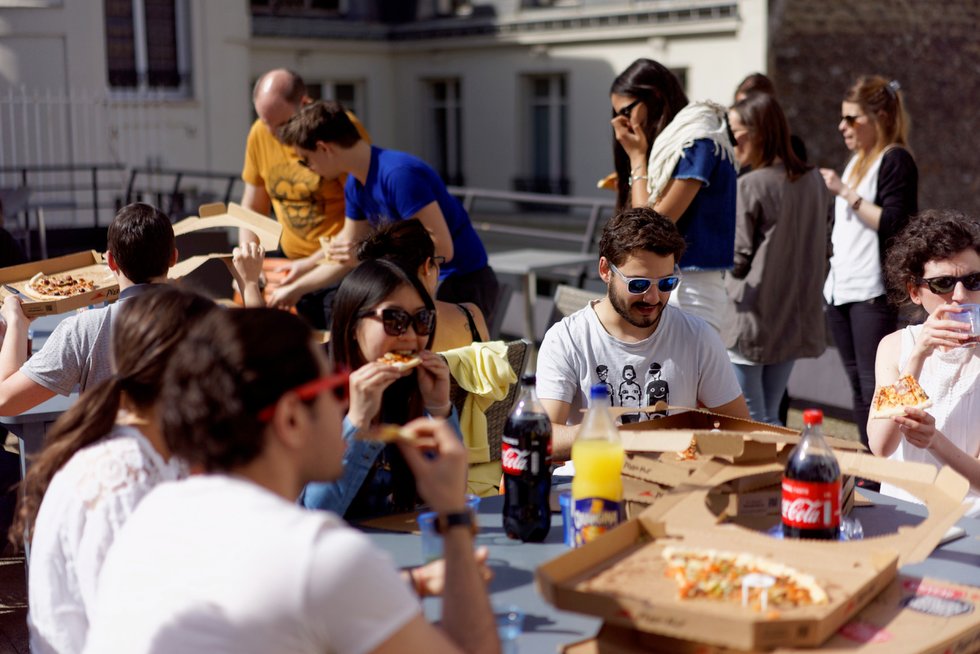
left=501, top=443, right=530, bottom=475
left=571, top=497, right=622, bottom=547
left=781, top=477, right=841, bottom=529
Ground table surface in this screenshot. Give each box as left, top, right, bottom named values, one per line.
left=488, top=249, right=596, bottom=276
left=367, top=491, right=980, bottom=653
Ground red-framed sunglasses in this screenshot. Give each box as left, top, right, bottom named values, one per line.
left=257, top=371, right=350, bottom=422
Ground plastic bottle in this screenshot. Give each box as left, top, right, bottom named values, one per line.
left=501, top=374, right=552, bottom=542
left=570, top=384, right=624, bottom=546
left=782, top=408, right=841, bottom=540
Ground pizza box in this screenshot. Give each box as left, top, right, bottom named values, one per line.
left=537, top=453, right=969, bottom=651
left=562, top=576, right=980, bottom=654
left=167, top=202, right=283, bottom=283
left=0, top=250, right=119, bottom=316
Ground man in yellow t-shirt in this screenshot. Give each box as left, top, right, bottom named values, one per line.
left=239, top=68, right=369, bottom=328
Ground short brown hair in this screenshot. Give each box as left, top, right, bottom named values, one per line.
left=278, top=100, right=361, bottom=150
left=599, top=207, right=686, bottom=266
left=885, top=209, right=980, bottom=307
left=107, top=203, right=175, bottom=283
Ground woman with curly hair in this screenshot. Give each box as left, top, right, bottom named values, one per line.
left=820, top=75, right=918, bottom=449
left=870, top=210, right=980, bottom=516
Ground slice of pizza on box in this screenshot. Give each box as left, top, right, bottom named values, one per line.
left=870, top=374, right=931, bottom=419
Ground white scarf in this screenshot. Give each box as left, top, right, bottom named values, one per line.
left=645, top=101, right=737, bottom=203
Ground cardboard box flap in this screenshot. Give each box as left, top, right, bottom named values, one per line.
left=167, top=254, right=233, bottom=280
left=0, top=251, right=119, bottom=316
left=618, top=407, right=796, bottom=434
left=0, top=250, right=107, bottom=283
left=173, top=202, right=282, bottom=251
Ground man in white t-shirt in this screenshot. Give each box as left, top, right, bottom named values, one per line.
left=83, top=309, right=497, bottom=654
left=537, top=207, right=750, bottom=458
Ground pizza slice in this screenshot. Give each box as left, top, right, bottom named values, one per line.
left=23, top=272, right=96, bottom=301
left=870, top=374, right=931, bottom=419
left=378, top=351, right=423, bottom=372
left=661, top=546, right=828, bottom=608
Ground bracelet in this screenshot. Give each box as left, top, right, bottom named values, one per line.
left=851, top=195, right=863, bottom=211
left=630, top=164, right=645, bottom=175
left=629, top=174, right=649, bottom=187
left=425, top=402, right=452, bottom=416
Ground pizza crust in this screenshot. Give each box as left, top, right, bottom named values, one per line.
left=869, top=374, right=932, bottom=419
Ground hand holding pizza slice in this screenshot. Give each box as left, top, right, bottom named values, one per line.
left=870, top=374, right=932, bottom=420
left=377, top=350, right=423, bottom=372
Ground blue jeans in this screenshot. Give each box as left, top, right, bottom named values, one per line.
left=732, top=360, right=796, bottom=426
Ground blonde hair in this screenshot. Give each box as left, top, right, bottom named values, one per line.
left=844, top=75, right=910, bottom=186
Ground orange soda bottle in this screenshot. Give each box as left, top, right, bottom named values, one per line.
left=571, top=384, right=624, bottom=546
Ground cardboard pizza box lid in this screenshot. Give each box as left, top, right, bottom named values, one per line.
left=0, top=250, right=119, bottom=316
left=172, top=202, right=282, bottom=251
left=562, top=575, right=980, bottom=654
left=537, top=454, right=969, bottom=651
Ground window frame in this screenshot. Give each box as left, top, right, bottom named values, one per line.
left=105, top=0, right=192, bottom=100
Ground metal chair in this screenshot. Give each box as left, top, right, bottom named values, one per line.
left=550, top=283, right=602, bottom=322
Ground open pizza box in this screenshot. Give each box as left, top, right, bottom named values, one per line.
left=617, top=409, right=861, bottom=522
left=537, top=452, right=969, bottom=651
left=168, top=202, right=283, bottom=281
left=562, top=575, right=980, bottom=653
left=0, top=250, right=119, bottom=316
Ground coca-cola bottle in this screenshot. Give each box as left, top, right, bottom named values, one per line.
left=502, top=374, right=553, bottom=542
left=782, top=408, right=841, bottom=540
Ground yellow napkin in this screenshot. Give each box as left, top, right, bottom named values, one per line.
left=441, top=341, right=517, bottom=465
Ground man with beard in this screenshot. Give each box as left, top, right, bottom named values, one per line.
left=537, top=207, right=749, bottom=458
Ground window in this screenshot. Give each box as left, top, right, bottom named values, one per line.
left=249, top=0, right=346, bottom=14
left=308, top=80, right=366, bottom=124
left=426, top=79, right=464, bottom=186
left=517, top=73, right=568, bottom=195
left=105, top=0, right=191, bottom=96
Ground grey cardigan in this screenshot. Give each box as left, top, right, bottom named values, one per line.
left=724, top=165, right=829, bottom=364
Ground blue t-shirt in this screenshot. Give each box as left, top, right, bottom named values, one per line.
left=345, top=146, right=488, bottom=278
left=672, top=138, right=737, bottom=270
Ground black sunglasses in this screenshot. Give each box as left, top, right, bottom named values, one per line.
left=917, top=273, right=980, bottom=295
left=840, top=114, right=866, bottom=126
left=431, top=255, right=446, bottom=266
left=609, top=262, right=681, bottom=294
left=615, top=98, right=642, bottom=119
left=297, top=157, right=311, bottom=169
left=359, top=307, right=436, bottom=337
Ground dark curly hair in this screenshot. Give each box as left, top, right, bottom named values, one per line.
left=599, top=206, right=687, bottom=267
left=160, top=308, right=319, bottom=472
left=884, top=209, right=980, bottom=308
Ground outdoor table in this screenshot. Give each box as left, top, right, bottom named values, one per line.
left=487, top=249, right=595, bottom=343
left=366, top=491, right=980, bottom=653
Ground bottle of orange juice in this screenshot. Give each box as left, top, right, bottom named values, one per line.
left=571, top=384, right=624, bottom=546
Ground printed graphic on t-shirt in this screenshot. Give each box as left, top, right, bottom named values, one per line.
left=270, top=164, right=324, bottom=236
left=592, top=361, right=670, bottom=423
left=618, top=365, right=642, bottom=423
left=644, top=362, right=669, bottom=419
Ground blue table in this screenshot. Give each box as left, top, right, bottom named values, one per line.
left=367, top=492, right=980, bottom=653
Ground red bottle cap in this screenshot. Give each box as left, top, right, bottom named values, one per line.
left=802, top=408, right=823, bottom=426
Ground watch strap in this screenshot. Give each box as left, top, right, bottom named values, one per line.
left=434, top=510, right=478, bottom=535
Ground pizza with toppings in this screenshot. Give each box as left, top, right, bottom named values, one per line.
left=23, top=272, right=96, bottom=301
left=378, top=351, right=422, bottom=372
left=580, top=544, right=828, bottom=613
left=870, top=374, right=931, bottom=419
left=661, top=546, right=828, bottom=608
left=675, top=436, right=699, bottom=461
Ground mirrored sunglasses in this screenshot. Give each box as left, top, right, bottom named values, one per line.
left=360, top=307, right=436, bottom=337
left=918, top=272, right=980, bottom=294
left=608, top=262, right=681, bottom=295
left=257, top=371, right=350, bottom=422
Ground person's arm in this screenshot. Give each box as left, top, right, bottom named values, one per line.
left=392, top=418, right=499, bottom=654
left=819, top=150, right=916, bottom=236
left=705, top=395, right=750, bottom=420
left=413, top=203, right=455, bottom=262
left=239, top=182, right=270, bottom=247
left=866, top=331, right=904, bottom=457
left=231, top=243, right=266, bottom=308
left=540, top=398, right=578, bottom=461
left=0, top=372, right=55, bottom=416
left=651, top=178, right=703, bottom=222
left=267, top=218, right=370, bottom=309
left=891, top=407, right=980, bottom=492
left=0, top=296, right=31, bottom=381
left=730, top=177, right=760, bottom=279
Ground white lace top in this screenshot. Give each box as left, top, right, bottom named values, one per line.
left=28, top=424, right=187, bottom=654
left=880, top=325, right=980, bottom=517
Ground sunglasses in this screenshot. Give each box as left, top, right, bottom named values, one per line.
left=431, top=255, right=446, bottom=266
left=917, top=273, right=980, bottom=294
left=297, top=157, right=311, bottom=169
left=608, top=262, right=681, bottom=294
left=257, top=371, right=350, bottom=422
left=841, top=114, right=866, bottom=126
left=615, top=98, right=642, bottom=119
left=360, top=307, right=436, bottom=337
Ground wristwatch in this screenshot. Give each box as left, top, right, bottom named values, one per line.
left=851, top=195, right=863, bottom=211
left=434, top=509, right=478, bottom=535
